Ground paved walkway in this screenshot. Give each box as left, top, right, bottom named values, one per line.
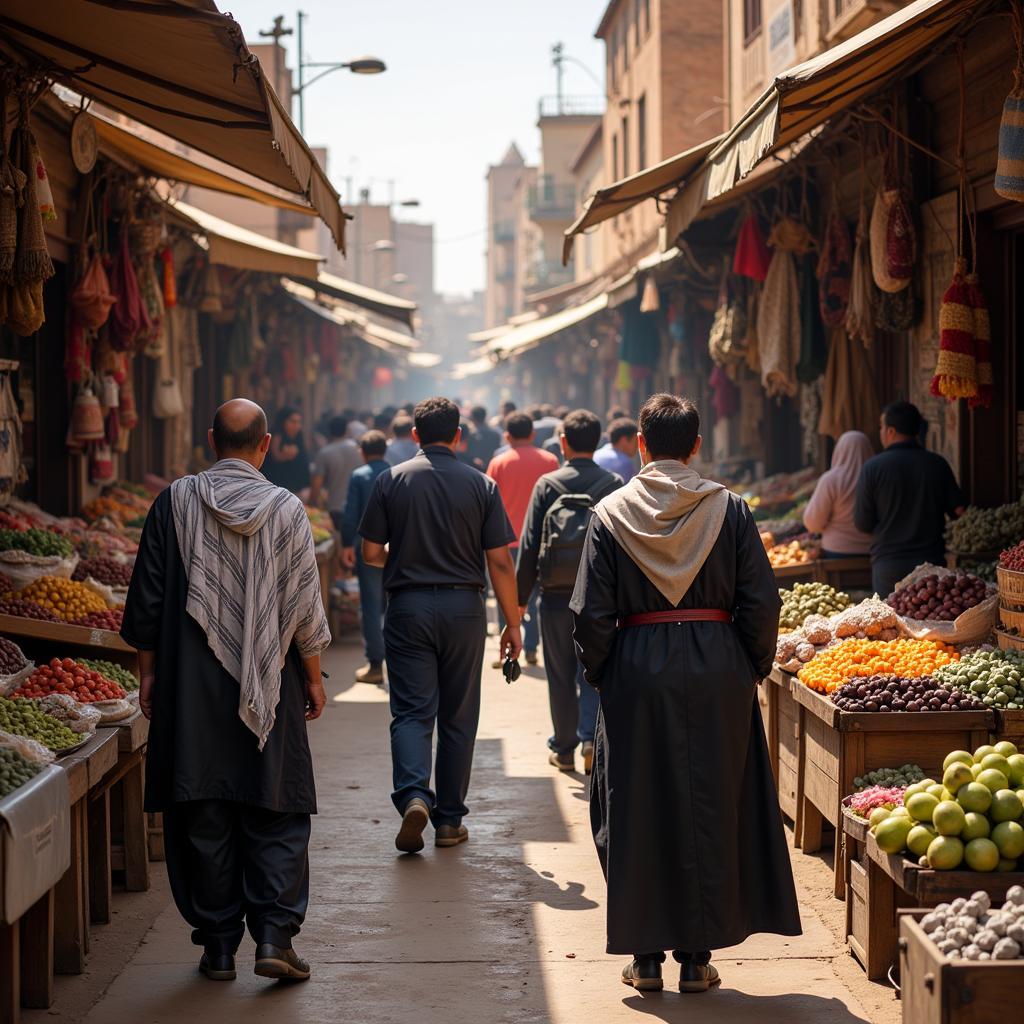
left=70, top=639, right=891, bottom=1023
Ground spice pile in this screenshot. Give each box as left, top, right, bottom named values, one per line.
left=0, top=695, right=80, bottom=751
left=797, top=637, right=959, bottom=694
left=775, top=597, right=900, bottom=673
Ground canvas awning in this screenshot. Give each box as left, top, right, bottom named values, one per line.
left=489, top=293, right=608, bottom=358
left=451, top=357, right=497, bottom=381
left=562, top=135, right=723, bottom=263
left=296, top=270, right=417, bottom=330
left=167, top=200, right=323, bottom=278
left=0, top=0, right=347, bottom=251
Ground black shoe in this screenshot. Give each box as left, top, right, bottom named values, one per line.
left=679, top=960, right=720, bottom=993
left=621, top=957, right=663, bottom=991
left=254, top=943, right=311, bottom=981
left=199, top=952, right=236, bottom=981
left=549, top=750, right=575, bottom=773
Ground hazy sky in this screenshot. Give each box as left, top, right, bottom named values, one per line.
left=233, top=1, right=607, bottom=296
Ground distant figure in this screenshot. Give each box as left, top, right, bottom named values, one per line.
left=309, top=415, right=362, bottom=533
left=466, top=405, right=501, bottom=469
left=387, top=416, right=419, bottom=466
left=854, top=401, right=965, bottom=598
left=802, top=431, right=874, bottom=558
left=594, top=418, right=640, bottom=483
left=122, top=399, right=330, bottom=984
left=344, top=408, right=368, bottom=440
left=263, top=406, right=311, bottom=496
left=532, top=404, right=561, bottom=447
left=490, top=400, right=516, bottom=430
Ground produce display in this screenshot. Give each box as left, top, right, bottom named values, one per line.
left=867, top=741, right=1024, bottom=872
left=14, top=658, right=127, bottom=703
left=767, top=536, right=819, bottom=568
left=918, top=889, right=1024, bottom=960
left=15, top=577, right=109, bottom=621
left=0, top=596, right=59, bottom=621
left=831, top=674, right=984, bottom=713
left=798, top=638, right=959, bottom=693
left=742, top=467, right=818, bottom=518
left=0, top=527, right=73, bottom=559
left=0, top=695, right=80, bottom=751
left=32, top=694, right=100, bottom=734
left=853, top=765, right=926, bottom=792
left=947, top=500, right=1024, bottom=555
left=779, top=582, right=851, bottom=631
left=72, top=557, right=133, bottom=587
left=776, top=597, right=901, bottom=673
left=850, top=785, right=909, bottom=819
left=887, top=572, right=989, bottom=620
left=73, top=608, right=123, bottom=630
left=78, top=657, right=138, bottom=692
left=0, top=745, right=42, bottom=798
left=0, top=637, right=27, bottom=675
left=999, top=540, right=1024, bottom=572
left=934, top=649, right=1024, bottom=709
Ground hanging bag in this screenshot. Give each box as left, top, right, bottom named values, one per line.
left=152, top=347, right=183, bottom=419
left=996, top=1, right=1024, bottom=201
left=71, top=383, right=105, bottom=442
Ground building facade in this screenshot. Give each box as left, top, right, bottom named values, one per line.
left=484, top=143, right=531, bottom=327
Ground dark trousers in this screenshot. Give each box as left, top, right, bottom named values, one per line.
left=540, top=590, right=600, bottom=755
left=356, top=554, right=386, bottom=665
left=384, top=587, right=487, bottom=827
left=872, top=554, right=940, bottom=600
left=164, top=800, right=310, bottom=955
left=639, top=950, right=712, bottom=964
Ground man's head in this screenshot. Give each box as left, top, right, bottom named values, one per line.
left=560, top=409, right=602, bottom=459
left=327, top=415, right=348, bottom=440
left=391, top=416, right=414, bottom=440
left=500, top=400, right=516, bottom=417
left=880, top=400, right=924, bottom=449
left=470, top=405, right=487, bottom=426
left=637, top=394, right=701, bottom=464
left=209, top=399, right=270, bottom=468
left=607, top=405, right=628, bottom=423
left=374, top=412, right=393, bottom=432
left=413, top=397, right=461, bottom=448
left=554, top=404, right=571, bottom=421
left=609, top=417, right=639, bottom=458
left=504, top=411, right=535, bottom=446
left=359, top=430, right=388, bottom=463
left=526, top=404, right=543, bottom=421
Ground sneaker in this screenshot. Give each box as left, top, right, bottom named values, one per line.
left=355, top=662, right=384, bottom=684
left=253, top=943, right=311, bottom=982
left=395, top=798, right=430, bottom=854
left=435, top=824, right=469, bottom=847
left=679, top=960, right=721, bottom=993
left=549, top=750, right=575, bottom=773
left=581, top=742, right=594, bottom=775
left=525, top=650, right=539, bottom=666
left=199, top=952, right=236, bottom=981
left=621, top=957, right=663, bottom=991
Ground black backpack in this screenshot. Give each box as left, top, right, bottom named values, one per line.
left=537, top=475, right=619, bottom=591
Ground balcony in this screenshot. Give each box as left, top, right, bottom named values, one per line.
left=537, top=95, right=605, bottom=119
left=527, top=176, right=577, bottom=222
left=493, top=220, right=515, bottom=243
left=525, top=259, right=575, bottom=292
left=827, top=0, right=901, bottom=43
left=741, top=29, right=766, bottom=102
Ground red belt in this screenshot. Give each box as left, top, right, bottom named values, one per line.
left=618, top=609, right=733, bottom=629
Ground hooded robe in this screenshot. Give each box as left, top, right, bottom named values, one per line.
left=569, top=462, right=801, bottom=955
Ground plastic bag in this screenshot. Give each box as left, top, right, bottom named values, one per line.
left=0, top=549, right=79, bottom=590
left=0, top=729, right=55, bottom=764
left=0, top=660, right=34, bottom=697
left=32, top=693, right=100, bottom=735
left=891, top=563, right=998, bottom=645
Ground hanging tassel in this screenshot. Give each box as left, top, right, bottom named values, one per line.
left=967, top=273, right=992, bottom=409
left=639, top=274, right=660, bottom=312
left=160, top=247, right=177, bottom=307
left=931, top=257, right=978, bottom=400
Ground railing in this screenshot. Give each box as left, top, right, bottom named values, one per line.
left=537, top=95, right=605, bottom=119
left=741, top=30, right=765, bottom=101
left=527, top=176, right=577, bottom=221
left=493, top=220, right=515, bottom=243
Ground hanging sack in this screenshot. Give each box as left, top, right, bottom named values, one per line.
left=930, top=257, right=978, bottom=400
left=967, top=273, right=993, bottom=409
left=71, top=251, right=117, bottom=330
left=198, top=261, right=223, bottom=313
left=160, top=247, right=177, bottom=307
left=875, top=279, right=918, bottom=332
left=870, top=184, right=907, bottom=292
left=846, top=201, right=875, bottom=346
left=89, top=444, right=116, bottom=486
left=108, top=230, right=150, bottom=350
left=71, top=384, right=105, bottom=441
left=99, top=374, right=119, bottom=411
left=152, top=347, right=183, bottom=419
left=118, top=370, right=138, bottom=430
left=996, top=4, right=1024, bottom=201
left=817, top=209, right=852, bottom=327
left=0, top=370, right=26, bottom=503
left=708, top=264, right=747, bottom=366
left=885, top=189, right=916, bottom=285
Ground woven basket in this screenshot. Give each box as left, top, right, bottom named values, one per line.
left=996, top=628, right=1024, bottom=652
left=998, top=566, right=1024, bottom=605
left=1000, top=604, right=1024, bottom=632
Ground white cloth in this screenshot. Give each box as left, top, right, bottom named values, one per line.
left=170, top=458, right=331, bottom=748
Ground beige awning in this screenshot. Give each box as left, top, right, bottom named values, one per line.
left=562, top=135, right=723, bottom=263
left=0, top=0, right=347, bottom=252
left=407, top=351, right=444, bottom=369
left=296, top=270, right=417, bottom=330
left=167, top=200, right=323, bottom=278
left=698, top=0, right=982, bottom=206
left=451, top=357, right=497, bottom=380
left=489, top=293, right=608, bottom=358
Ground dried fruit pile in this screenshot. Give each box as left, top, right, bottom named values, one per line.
left=1000, top=540, right=1024, bottom=573
left=797, top=637, right=959, bottom=693
left=0, top=637, right=27, bottom=675
left=14, top=658, right=126, bottom=703
left=17, top=577, right=108, bottom=621
left=0, top=597, right=59, bottom=621
left=72, top=557, right=133, bottom=587
left=0, top=695, right=80, bottom=750
left=831, top=674, right=984, bottom=713
left=887, top=572, right=989, bottom=620
left=73, top=608, right=123, bottom=631
left=947, top=501, right=1024, bottom=555
left=934, top=648, right=1024, bottom=709
left=779, top=582, right=850, bottom=631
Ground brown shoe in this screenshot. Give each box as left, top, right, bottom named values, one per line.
left=253, top=943, right=310, bottom=981
left=582, top=742, right=594, bottom=775
left=525, top=650, right=539, bottom=666
left=435, top=824, right=469, bottom=847
left=679, top=961, right=721, bottom=993
left=621, top=957, right=663, bottom=991
left=355, top=662, right=384, bottom=684
left=549, top=750, right=575, bottom=773
left=395, top=798, right=430, bottom=853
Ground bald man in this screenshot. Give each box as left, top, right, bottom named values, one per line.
left=122, top=399, right=331, bottom=984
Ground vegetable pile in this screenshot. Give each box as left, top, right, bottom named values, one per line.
left=17, top=577, right=108, bottom=621
left=14, top=658, right=127, bottom=703
left=77, top=658, right=138, bottom=692
left=779, top=582, right=850, bottom=631
left=0, top=695, right=80, bottom=750
left=1000, top=540, right=1024, bottom=573
left=831, top=675, right=984, bottom=713
left=853, top=765, right=926, bottom=792
left=934, top=648, right=1024, bottom=709
left=72, top=557, right=133, bottom=587
left=886, top=572, right=989, bottom=620
left=919, top=889, right=1024, bottom=960
left=767, top=537, right=819, bottom=567
left=0, top=746, right=42, bottom=798
left=850, top=786, right=908, bottom=819
left=0, top=528, right=74, bottom=558
left=0, top=637, right=27, bottom=675
left=798, top=638, right=959, bottom=693
left=947, top=501, right=1024, bottom=555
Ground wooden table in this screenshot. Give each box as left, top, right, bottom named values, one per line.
left=816, top=556, right=872, bottom=593
left=793, top=681, right=994, bottom=899
left=0, top=615, right=133, bottom=661
left=97, top=713, right=150, bottom=895
left=773, top=561, right=819, bottom=585
left=765, top=667, right=801, bottom=833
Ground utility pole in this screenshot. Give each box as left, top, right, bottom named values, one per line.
left=258, top=15, right=293, bottom=98
left=297, top=10, right=306, bottom=133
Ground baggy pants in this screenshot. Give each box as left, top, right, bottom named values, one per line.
left=164, top=800, right=311, bottom=955
left=384, top=587, right=487, bottom=827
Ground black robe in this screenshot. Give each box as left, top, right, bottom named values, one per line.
left=121, top=489, right=316, bottom=815
left=570, top=493, right=800, bottom=955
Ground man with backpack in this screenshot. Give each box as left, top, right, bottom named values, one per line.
left=515, top=409, right=622, bottom=774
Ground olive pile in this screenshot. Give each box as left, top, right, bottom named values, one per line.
left=934, top=649, right=1024, bottom=709
left=72, top=557, right=133, bottom=587
left=853, top=764, right=926, bottom=792
left=0, top=746, right=41, bottom=798
left=0, top=695, right=80, bottom=751
left=0, top=637, right=27, bottom=675
left=831, top=674, right=985, bottom=713
left=946, top=501, right=1024, bottom=555
left=887, top=573, right=988, bottom=620
left=779, top=582, right=851, bottom=630
left=0, top=528, right=73, bottom=559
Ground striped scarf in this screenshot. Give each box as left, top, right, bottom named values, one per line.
left=170, top=459, right=331, bottom=749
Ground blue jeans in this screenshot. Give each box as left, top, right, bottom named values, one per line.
left=356, top=556, right=385, bottom=665
left=499, top=584, right=540, bottom=653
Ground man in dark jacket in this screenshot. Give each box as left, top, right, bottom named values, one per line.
left=516, top=409, right=621, bottom=775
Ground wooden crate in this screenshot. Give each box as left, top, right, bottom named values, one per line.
left=817, top=555, right=873, bottom=593
left=793, top=682, right=994, bottom=899
left=993, top=709, right=1024, bottom=747
left=773, top=561, right=819, bottom=585
left=899, top=911, right=1024, bottom=1024
left=766, top=668, right=802, bottom=831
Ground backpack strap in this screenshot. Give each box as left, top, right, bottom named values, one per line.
left=589, top=473, right=620, bottom=504
left=545, top=476, right=570, bottom=499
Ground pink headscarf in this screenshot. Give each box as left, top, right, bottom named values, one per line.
left=828, top=430, right=875, bottom=501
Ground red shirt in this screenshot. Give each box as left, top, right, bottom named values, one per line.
left=486, top=444, right=560, bottom=544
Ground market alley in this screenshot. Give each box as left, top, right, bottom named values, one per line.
left=33, top=637, right=894, bottom=1024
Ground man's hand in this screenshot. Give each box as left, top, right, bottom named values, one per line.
left=518, top=605, right=528, bottom=619
left=500, top=623, right=523, bottom=663
left=139, top=674, right=155, bottom=720
left=305, top=677, right=327, bottom=721
left=341, top=546, right=356, bottom=569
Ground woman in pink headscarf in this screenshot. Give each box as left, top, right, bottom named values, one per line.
left=803, top=431, right=874, bottom=558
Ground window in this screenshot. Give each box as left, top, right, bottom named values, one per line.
left=744, top=0, right=763, bottom=42
left=637, top=94, right=647, bottom=172
left=643, top=0, right=651, bottom=37
left=612, top=133, right=619, bottom=181
left=621, top=115, right=630, bottom=178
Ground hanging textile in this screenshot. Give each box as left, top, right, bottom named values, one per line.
left=817, top=209, right=852, bottom=327
left=818, top=328, right=878, bottom=441
left=0, top=367, right=26, bottom=503
left=846, top=201, right=875, bottom=347
left=995, top=1, right=1024, bottom=201
left=870, top=184, right=907, bottom=292
left=967, top=274, right=992, bottom=409
left=619, top=299, right=661, bottom=373
left=0, top=84, right=26, bottom=285
left=931, top=258, right=977, bottom=400
left=108, top=229, right=150, bottom=350
left=798, top=252, right=828, bottom=383
left=733, top=212, right=772, bottom=281
left=710, top=364, right=739, bottom=418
